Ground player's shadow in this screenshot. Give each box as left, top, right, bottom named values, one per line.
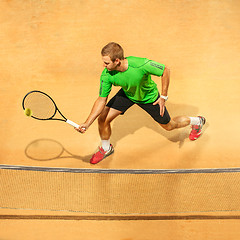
left=110, top=101, right=207, bottom=148
left=24, top=102, right=209, bottom=165
left=25, top=139, right=92, bottom=163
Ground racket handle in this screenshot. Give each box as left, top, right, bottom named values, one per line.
left=66, top=119, right=80, bottom=128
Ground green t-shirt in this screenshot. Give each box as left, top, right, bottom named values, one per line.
left=99, top=56, right=165, bottom=104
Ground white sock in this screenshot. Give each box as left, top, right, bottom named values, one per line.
left=101, top=139, right=110, bottom=151
left=189, top=117, right=201, bottom=125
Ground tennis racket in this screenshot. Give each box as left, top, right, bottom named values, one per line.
left=22, top=90, right=80, bottom=128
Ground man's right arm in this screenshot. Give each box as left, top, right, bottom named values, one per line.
left=76, top=96, right=108, bottom=133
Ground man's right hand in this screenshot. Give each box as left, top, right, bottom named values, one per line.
left=75, top=123, right=88, bottom=134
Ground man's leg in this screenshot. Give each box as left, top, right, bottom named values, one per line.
left=98, top=106, right=122, bottom=143
left=160, top=116, right=206, bottom=140
left=90, top=106, right=122, bottom=164
left=90, top=88, right=136, bottom=164
left=159, top=116, right=190, bottom=131
left=138, top=101, right=205, bottom=140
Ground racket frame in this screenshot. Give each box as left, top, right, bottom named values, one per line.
left=22, top=90, right=80, bottom=128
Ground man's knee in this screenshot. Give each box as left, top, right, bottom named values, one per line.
left=98, top=107, right=121, bottom=125
left=159, top=121, right=175, bottom=131
left=98, top=113, right=108, bottom=125
left=162, top=125, right=174, bottom=131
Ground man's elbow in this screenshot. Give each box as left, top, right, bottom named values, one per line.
left=97, top=96, right=108, bottom=104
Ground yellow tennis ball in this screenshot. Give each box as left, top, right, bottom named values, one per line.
left=24, top=108, right=32, bottom=117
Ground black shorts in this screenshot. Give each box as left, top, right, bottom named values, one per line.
left=106, top=88, right=171, bottom=124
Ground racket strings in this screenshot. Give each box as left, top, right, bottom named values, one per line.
left=23, top=92, right=56, bottom=119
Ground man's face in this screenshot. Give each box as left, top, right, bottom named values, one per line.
left=102, top=55, right=119, bottom=71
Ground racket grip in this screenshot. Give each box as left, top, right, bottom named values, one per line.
left=66, top=119, right=80, bottom=128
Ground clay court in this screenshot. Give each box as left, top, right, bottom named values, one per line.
left=0, top=0, right=240, bottom=239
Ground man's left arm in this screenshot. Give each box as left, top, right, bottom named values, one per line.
left=153, top=66, right=170, bottom=116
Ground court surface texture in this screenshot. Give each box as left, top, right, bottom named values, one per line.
left=0, top=1, right=240, bottom=239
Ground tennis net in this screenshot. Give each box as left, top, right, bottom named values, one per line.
left=1, top=165, right=240, bottom=215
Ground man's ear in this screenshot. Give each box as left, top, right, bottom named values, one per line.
left=115, top=58, right=120, bottom=65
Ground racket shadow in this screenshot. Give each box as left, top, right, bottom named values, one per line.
left=25, top=139, right=92, bottom=163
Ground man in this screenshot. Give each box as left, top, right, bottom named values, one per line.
left=76, top=42, right=206, bottom=164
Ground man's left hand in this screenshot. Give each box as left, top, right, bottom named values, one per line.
left=153, top=97, right=165, bottom=117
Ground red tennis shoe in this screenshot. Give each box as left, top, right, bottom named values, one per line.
left=90, top=144, right=114, bottom=164
left=189, top=116, right=206, bottom=141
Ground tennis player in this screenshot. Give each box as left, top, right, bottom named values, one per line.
left=76, top=42, right=206, bottom=164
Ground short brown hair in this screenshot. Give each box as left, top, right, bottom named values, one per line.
left=101, top=42, right=124, bottom=62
